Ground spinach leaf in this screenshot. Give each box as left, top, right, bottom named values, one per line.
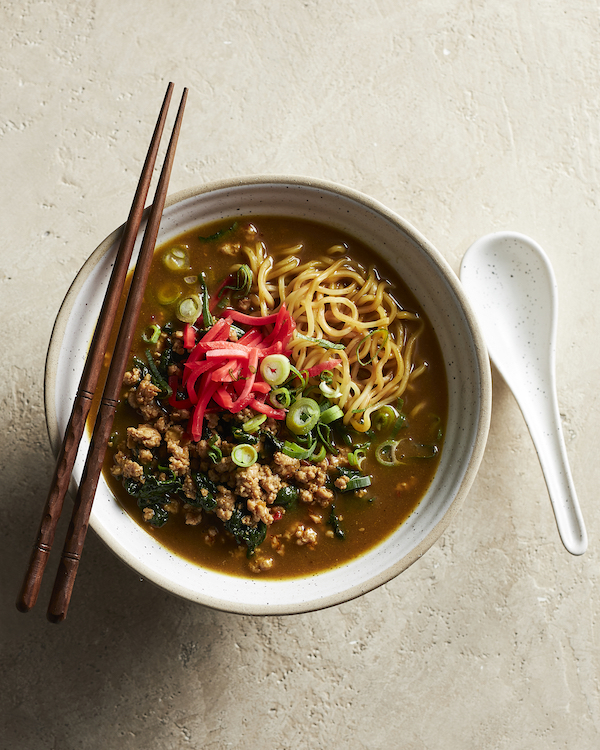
left=225, top=504, right=267, bottom=556
left=328, top=504, right=345, bottom=540
left=190, top=471, right=219, bottom=512
left=198, top=221, right=238, bottom=242
left=275, top=485, right=299, bottom=510
left=121, top=469, right=185, bottom=528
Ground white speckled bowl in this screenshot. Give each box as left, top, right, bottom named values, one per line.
left=45, top=176, right=492, bottom=615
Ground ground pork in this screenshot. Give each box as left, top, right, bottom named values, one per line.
left=183, top=506, right=202, bottom=525
left=248, top=553, right=274, bottom=573
left=126, top=423, right=162, bottom=450
left=165, top=425, right=190, bottom=476
left=272, top=452, right=301, bottom=479
left=235, top=463, right=283, bottom=525
left=218, top=241, right=242, bottom=256
left=111, top=450, right=144, bottom=481
left=214, top=485, right=236, bottom=522
left=275, top=457, right=333, bottom=507
left=182, top=474, right=196, bottom=500
left=293, top=523, right=318, bottom=546
left=128, top=375, right=162, bottom=421
left=122, top=367, right=141, bottom=387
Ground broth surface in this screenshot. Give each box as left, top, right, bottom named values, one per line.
left=101, top=216, right=448, bottom=578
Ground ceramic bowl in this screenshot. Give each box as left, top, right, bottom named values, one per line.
left=45, top=176, right=492, bottom=615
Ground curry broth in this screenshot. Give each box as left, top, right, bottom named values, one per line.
left=100, top=216, right=448, bottom=578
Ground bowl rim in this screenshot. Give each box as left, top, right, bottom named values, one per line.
left=44, top=174, right=492, bottom=614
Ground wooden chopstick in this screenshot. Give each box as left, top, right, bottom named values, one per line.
left=16, top=82, right=175, bottom=614
left=47, top=87, right=188, bottom=623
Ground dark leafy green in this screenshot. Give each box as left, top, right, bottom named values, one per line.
left=275, top=485, right=299, bottom=510
left=225, top=504, right=267, bottom=556
left=122, top=470, right=184, bottom=528
left=198, top=221, right=238, bottom=242
left=328, top=504, right=345, bottom=540
left=190, top=471, right=219, bottom=512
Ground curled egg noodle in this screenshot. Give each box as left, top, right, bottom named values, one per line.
left=236, top=240, right=425, bottom=432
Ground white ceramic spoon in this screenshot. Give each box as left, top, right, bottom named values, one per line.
left=460, top=231, right=587, bottom=555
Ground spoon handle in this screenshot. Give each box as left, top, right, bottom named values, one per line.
left=512, top=381, right=587, bottom=555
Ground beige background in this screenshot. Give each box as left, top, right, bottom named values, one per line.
left=2, top=1, right=599, bottom=748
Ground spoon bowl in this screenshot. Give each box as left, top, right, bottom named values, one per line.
left=460, top=231, right=587, bottom=555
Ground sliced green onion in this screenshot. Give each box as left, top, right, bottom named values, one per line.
left=344, top=474, right=372, bottom=491
left=223, top=264, right=252, bottom=297
left=294, top=332, right=345, bottom=350
left=156, top=282, right=182, bottom=305
left=319, top=381, right=342, bottom=398
left=282, top=440, right=316, bottom=460
left=142, top=324, right=161, bottom=344
left=199, top=272, right=214, bottom=328
left=231, top=444, right=258, bottom=468
left=372, top=405, right=398, bottom=432
left=184, top=275, right=197, bottom=285
left=207, top=436, right=223, bottom=464
left=163, top=245, right=189, bottom=272
left=319, top=405, right=344, bottom=425
left=356, top=328, right=389, bottom=366
left=260, top=354, right=291, bottom=386
left=316, top=422, right=338, bottom=454
left=286, top=364, right=308, bottom=390
left=375, top=439, right=400, bottom=466
left=269, top=387, right=291, bottom=409
left=348, top=448, right=367, bottom=469
left=242, top=414, right=267, bottom=433
left=176, top=294, right=202, bottom=323
left=311, top=444, right=327, bottom=462
left=286, top=397, right=320, bottom=435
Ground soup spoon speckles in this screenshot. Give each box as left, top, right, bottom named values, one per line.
left=460, top=231, right=587, bottom=555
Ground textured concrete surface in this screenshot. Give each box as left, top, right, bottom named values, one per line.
left=2, top=1, right=599, bottom=748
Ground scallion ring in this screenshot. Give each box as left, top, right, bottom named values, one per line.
left=286, top=397, right=320, bottom=435
left=260, top=354, right=291, bottom=386
left=231, top=444, right=258, bottom=468
left=269, top=387, right=291, bottom=409
left=319, top=381, right=342, bottom=398
left=372, top=405, right=398, bottom=432
left=311, top=444, right=327, bottom=463
left=142, top=324, right=161, bottom=344
left=162, top=245, right=189, bottom=272
left=286, top=364, right=308, bottom=389
left=319, top=405, right=344, bottom=425
left=156, top=282, right=182, bottom=306
left=344, top=474, right=372, bottom=491
left=242, top=414, right=267, bottom=433
left=348, top=448, right=367, bottom=469
left=282, top=440, right=317, bottom=460
left=176, top=294, right=201, bottom=324
left=375, top=439, right=401, bottom=467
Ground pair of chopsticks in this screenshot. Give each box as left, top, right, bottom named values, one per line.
left=17, top=82, right=188, bottom=622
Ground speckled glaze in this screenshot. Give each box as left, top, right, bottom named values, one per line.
left=460, top=232, right=587, bottom=555
left=45, top=176, right=492, bottom=615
